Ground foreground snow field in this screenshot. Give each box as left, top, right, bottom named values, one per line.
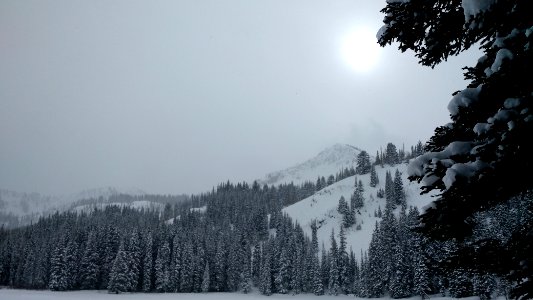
left=0, top=289, right=489, bottom=300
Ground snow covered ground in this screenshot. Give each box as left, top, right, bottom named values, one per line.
left=0, top=289, right=487, bottom=300
left=283, top=162, right=437, bottom=260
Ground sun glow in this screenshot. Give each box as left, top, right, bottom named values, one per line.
left=340, top=27, right=382, bottom=73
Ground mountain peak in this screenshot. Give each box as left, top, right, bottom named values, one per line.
left=258, top=143, right=362, bottom=186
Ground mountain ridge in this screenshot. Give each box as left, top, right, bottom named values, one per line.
left=258, top=143, right=362, bottom=186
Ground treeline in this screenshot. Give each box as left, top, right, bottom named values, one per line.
left=0, top=181, right=358, bottom=295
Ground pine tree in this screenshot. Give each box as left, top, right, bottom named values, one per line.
left=79, top=231, right=100, bottom=290
left=100, top=226, right=120, bottom=290
left=226, top=242, right=240, bottom=292
left=367, top=223, right=384, bottom=297
left=380, top=205, right=398, bottom=293
left=390, top=207, right=411, bottom=298
left=384, top=143, right=399, bottom=165
left=179, top=241, right=193, bottom=292
left=327, top=175, right=335, bottom=186
left=393, top=169, right=406, bottom=208
left=337, top=196, right=353, bottom=228
left=48, top=238, right=67, bottom=291
left=370, top=165, right=379, bottom=187
left=356, top=150, right=372, bottom=174
left=385, top=170, right=395, bottom=210
left=126, top=230, right=141, bottom=291
left=63, top=237, right=80, bottom=289
left=241, top=259, right=252, bottom=294
left=310, top=221, right=324, bottom=295
left=108, top=240, right=130, bottom=294
left=328, top=229, right=340, bottom=295
left=142, top=232, right=153, bottom=292
left=472, top=272, right=495, bottom=300
left=379, top=1, right=533, bottom=297
left=316, top=176, right=323, bottom=191
left=213, top=238, right=226, bottom=292
left=338, top=227, right=350, bottom=294
left=251, top=243, right=261, bottom=285
left=351, top=187, right=364, bottom=211
left=201, top=263, right=210, bottom=293
left=260, top=244, right=272, bottom=296
left=376, top=188, right=385, bottom=199
left=373, top=150, right=380, bottom=166
left=320, top=176, right=326, bottom=189
left=320, top=243, right=329, bottom=291
left=155, top=240, right=170, bottom=292
left=448, top=268, right=472, bottom=298
left=411, top=209, right=430, bottom=298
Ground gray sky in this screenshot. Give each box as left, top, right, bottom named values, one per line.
left=0, top=0, right=481, bottom=195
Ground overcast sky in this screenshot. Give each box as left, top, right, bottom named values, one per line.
left=0, top=0, right=481, bottom=195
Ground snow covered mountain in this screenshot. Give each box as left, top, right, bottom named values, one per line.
left=258, top=143, right=362, bottom=186
left=283, top=162, right=436, bottom=260
left=254, top=142, right=435, bottom=260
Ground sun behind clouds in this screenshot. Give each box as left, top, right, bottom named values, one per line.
left=340, top=27, right=382, bottom=73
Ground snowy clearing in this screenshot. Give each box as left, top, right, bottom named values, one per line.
left=0, top=289, right=489, bottom=300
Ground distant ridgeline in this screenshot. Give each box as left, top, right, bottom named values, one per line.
left=0, top=190, right=189, bottom=228
left=0, top=142, right=518, bottom=299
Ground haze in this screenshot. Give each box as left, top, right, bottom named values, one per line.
left=0, top=0, right=481, bottom=195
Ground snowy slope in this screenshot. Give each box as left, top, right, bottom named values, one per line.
left=283, top=162, right=437, bottom=260
left=258, top=144, right=362, bottom=186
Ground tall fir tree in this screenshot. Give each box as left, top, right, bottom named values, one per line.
left=154, top=240, right=171, bottom=292
left=356, top=150, right=372, bottom=174
left=108, top=240, right=130, bottom=294
left=48, top=237, right=67, bottom=291
left=370, top=165, right=379, bottom=187
left=142, top=232, right=153, bottom=292
left=79, top=231, right=100, bottom=290
left=328, top=229, right=340, bottom=295
left=393, top=169, right=406, bottom=208
left=201, top=263, right=210, bottom=293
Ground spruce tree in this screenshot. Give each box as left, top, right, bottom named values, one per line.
left=367, top=223, right=384, bottom=297
left=379, top=1, right=533, bottom=297
left=385, top=170, right=395, bottom=210
left=251, top=243, right=261, bottom=285
left=356, top=150, right=372, bottom=174
left=154, top=241, right=171, bottom=292
left=79, top=231, right=100, bottom=290
left=201, top=263, right=210, bottom=293
left=337, top=196, right=352, bottom=228
left=63, top=238, right=80, bottom=290
left=260, top=244, right=272, bottom=296
left=384, top=143, right=399, bottom=166
left=108, top=240, right=130, bottom=294
left=328, top=229, right=340, bottom=295
left=48, top=238, right=67, bottom=291
left=394, top=169, right=406, bottom=208
left=142, top=232, right=153, bottom=292
left=126, top=230, right=141, bottom=291
left=179, top=241, right=193, bottom=292
left=370, top=165, right=379, bottom=187
left=241, top=260, right=252, bottom=294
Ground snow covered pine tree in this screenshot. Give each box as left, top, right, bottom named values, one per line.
left=378, top=0, right=533, bottom=298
